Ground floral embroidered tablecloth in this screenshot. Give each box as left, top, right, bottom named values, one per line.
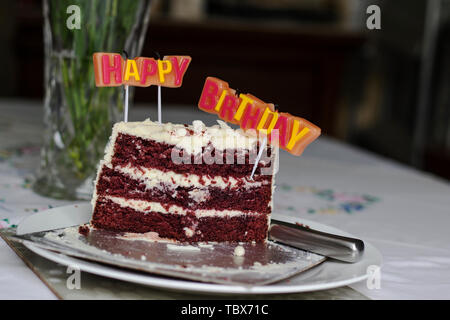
left=1, top=100, right=450, bottom=299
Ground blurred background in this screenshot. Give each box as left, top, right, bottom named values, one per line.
left=1, top=0, right=449, bottom=180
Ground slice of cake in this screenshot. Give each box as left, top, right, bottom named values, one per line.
left=90, top=119, right=276, bottom=242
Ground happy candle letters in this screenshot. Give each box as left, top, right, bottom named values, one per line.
left=93, top=52, right=191, bottom=87
left=198, top=77, right=321, bottom=156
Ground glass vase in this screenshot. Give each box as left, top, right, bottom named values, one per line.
left=34, top=0, right=152, bottom=200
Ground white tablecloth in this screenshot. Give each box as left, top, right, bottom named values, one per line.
left=1, top=99, right=450, bottom=299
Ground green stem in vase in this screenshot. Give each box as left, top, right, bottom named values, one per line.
left=39, top=0, right=150, bottom=191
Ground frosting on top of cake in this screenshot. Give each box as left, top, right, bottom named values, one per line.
left=113, top=119, right=260, bottom=154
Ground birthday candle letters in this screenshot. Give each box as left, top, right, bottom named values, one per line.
left=198, top=77, right=321, bottom=156
left=93, top=52, right=191, bottom=88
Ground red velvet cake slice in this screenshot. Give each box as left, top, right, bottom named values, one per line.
left=90, top=119, right=276, bottom=242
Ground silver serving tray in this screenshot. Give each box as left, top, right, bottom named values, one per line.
left=11, top=226, right=325, bottom=286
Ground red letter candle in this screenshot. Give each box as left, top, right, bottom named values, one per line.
left=198, top=77, right=321, bottom=156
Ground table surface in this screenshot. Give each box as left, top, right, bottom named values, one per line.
left=1, top=99, right=449, bottom=300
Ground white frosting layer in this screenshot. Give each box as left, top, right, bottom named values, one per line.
left=104, top=196, right=259, bottom=218
left=188, top=189, right=210, bottom=203
left=183, top=227, right=195, bottom=237
left=116, top=163, right=266, bottom=190
left=113, top=119, right=259, bottom=155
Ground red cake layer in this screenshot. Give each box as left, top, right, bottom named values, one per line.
left=96, top=166, right=272, bottom=213
left=91, top=198, right=269, bottom=242
left=111, top=133, right=274, bottom=178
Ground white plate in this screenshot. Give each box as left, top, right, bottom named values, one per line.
left=24, top=214, right=382, bottom=295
